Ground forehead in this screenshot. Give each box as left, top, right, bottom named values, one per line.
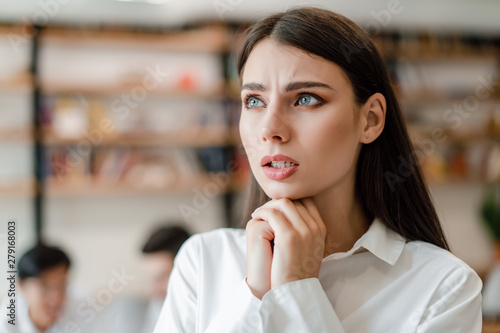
left=24, top=265, right=68, bottom=286
left=42, top=265, right=69, bottom=278
left=144, top=252, right=174, bottom=265
left=241, top=38, right=350, bottom=88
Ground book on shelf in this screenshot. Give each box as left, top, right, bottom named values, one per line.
left=44, top=146, right=221, bottom=191
left=41, top=94, right=230, bottom=145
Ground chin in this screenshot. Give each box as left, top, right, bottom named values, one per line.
left=261, top=183, right=309, bottom=200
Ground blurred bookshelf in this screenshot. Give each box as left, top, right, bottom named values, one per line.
left=0, top=23, right=250, bottom=234
left=0, top=25, right=35, bottom=200
left=35, top=24, right=248, bottom=218
left=2, top=21, right=500, bottom=234
left=373, top=31, right=500, bottom=186
left=3, top=20, right=500, bottom=330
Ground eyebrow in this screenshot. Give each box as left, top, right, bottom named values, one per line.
left=241, top=81, right=335, bottom=92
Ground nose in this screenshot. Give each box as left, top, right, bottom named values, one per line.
left=260, top=104, right=290, bottom=143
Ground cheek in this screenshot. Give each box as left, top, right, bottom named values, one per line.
left=239, top=113, right=261, bottom=168
left=22, top=286, right=40, bottom=304
left=239, top=112, right=256, bottom=144
left=301, top=112, right=359, bottom=174
left=239, top=114, right=250, bottom=147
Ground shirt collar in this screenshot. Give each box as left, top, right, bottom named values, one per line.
left=322, top=217, right=406, bottom=265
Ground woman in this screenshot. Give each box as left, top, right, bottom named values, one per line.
left=153, top=7, right=482, bottom=333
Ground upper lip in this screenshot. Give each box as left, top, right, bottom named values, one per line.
left=260, top=154, right=300, bottom=166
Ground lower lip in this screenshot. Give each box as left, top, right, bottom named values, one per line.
left=262, top=165, right=299, bottom=180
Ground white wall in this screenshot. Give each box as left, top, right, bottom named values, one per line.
left=0, top=0, right=499, bottom=33
left=43, top=192, right=225, bottom=299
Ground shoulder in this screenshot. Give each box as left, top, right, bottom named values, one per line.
left=405, top=241, right=476, bottom=272
left=176, top=227, right=247, bottom=262
left=403, top=240, right=482, bottom=290
left=197, top=227, right=246, bottom=244
left=183, top=227, right=246, bottom=249
left=398, top=241, right=483, bottom=328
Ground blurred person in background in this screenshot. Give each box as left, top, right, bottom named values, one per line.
left=140, top=224, right=191, bottom=333
left=96, top=224, right=190, bottom=333
left=0, top=243, right=79, bottom=333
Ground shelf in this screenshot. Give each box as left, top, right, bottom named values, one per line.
left=42, top=126, right=231, bottom=147
left=373, top=33, right=500, bottom=61
left=409, top=126, right=500, bottom=145
left=40, top=25, right=229, bottom=53
left=0, top=128, right=33, bottom=142
left=399, top=95, right=500, bottom=106
left=0, top=178, right=35, bottom=198
left=0, top=74, right=33, bottom=92
left=40, top=82, right=226, bottom=99
left=482, top=320, right=500, bottom=333
left=45, top=172, right=232, bottom=197
left=0, top=25, right=30, bottom=36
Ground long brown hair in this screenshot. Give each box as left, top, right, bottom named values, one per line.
left=237, top=7, right=450, bottom=250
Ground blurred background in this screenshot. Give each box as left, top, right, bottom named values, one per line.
left=1, top=0, right=500, bottom=331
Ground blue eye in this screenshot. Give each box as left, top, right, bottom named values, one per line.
left=245, top=96, right=265, bottom=109
left=297, top=95, right=320, bottom=106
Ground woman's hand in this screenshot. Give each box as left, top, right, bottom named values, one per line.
left=246, top=198, right=326, bottom=299
left=246, top=216, right=274, bottom=299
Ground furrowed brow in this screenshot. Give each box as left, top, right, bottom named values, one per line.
left=241, top=81, right=334, bottom=93
left=284, top=81, right=335, bottom=92
left=241, top=82, right=266, bottom=92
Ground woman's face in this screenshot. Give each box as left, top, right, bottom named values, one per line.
left=239, top=38, right=365, bottom=200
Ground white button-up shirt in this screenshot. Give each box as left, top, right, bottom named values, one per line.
left=153, top=218, right=482, bottom=332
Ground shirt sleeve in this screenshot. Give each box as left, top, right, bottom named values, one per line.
left=153, top=235, right=200, bottom=333
left=207, top=278, right=346, bottom=333
left=204, top=278, right=263, bottom=332
left=260, top=278, right=346, bottom=333
left=416, top=266, right=483, bottom=332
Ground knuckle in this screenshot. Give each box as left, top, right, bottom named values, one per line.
left=271, top=207, right=282, bottom=216
left=246, top=219, right=259, bottom=231
left=281, top=198, right=294, bottom=209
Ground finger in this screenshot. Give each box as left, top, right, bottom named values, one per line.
left=251, top=207, right=291, bottom=236
left=300, top=198, right=325, bottom=231
left=254, top=198, right=309, bottom=233
left=292, top=200, right=316, bottom=232
left=246, top=219, right=273, bottom=299
left=246, top=218, right=275, bottom=241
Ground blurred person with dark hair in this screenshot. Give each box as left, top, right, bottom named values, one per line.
left=140, top=224, right=190, bottom=333
left=0, top=243, right=78, bottom=333
left=142, top=225, right=191, bottom=300
left=95, top=223, right=190, bottom=333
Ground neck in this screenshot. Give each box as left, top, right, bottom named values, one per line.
left=311, top=168, right=370, bottom=257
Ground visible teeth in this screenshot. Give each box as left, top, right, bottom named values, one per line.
left=270, top=161, right=296, bottom=168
